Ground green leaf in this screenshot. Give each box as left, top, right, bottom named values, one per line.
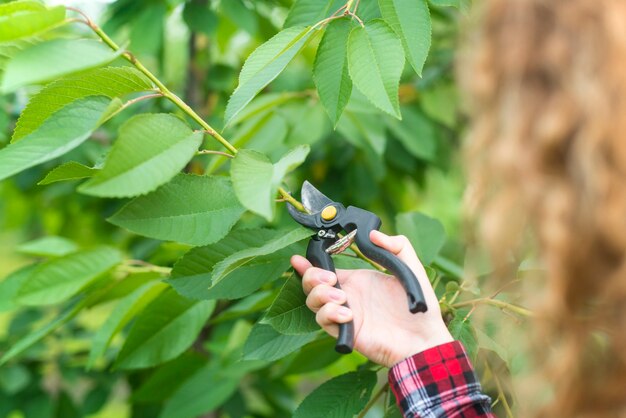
left=283, top=337, right=342, bottom=375
left=210, top=226, right=312, bottom=285
left=293, top=370, right=377, bottom=418
left=38, top=162, right=98, bottom=185
left=0, top=96, right=111, bottom=182
left=1, top=39, right=124, bottom=93
left=114, top=288, right=215, bottom=369
left=243, top=324, right=316, bottom=361
left=13, top=66, right=152, bottom=142
left=16, top=236, right=78, bottom=257
left=337, top=110, right=386, bottom=155
left=183, top=2, right=218, bottom=36
left=0, top=364, right=30, bottom=395
left=379, top=0, right=431, bottom=76
left=421, top=83, right=458, bottom=128
left=87, top=282, right=167, bottom=369
left=347, top=20, right=405, bottom=118
left=231, top=146, right=309, bottom=220
left=385, top=107, right=437, bottom=161
left=108, top=174, right=245, bottom=246
left=79, top=114, right=202, bottom=197
left=168, top=228, right=301, bottom=300
left=284, top=0, right=344, bottom=28
left=16, top=247, right=122, bottom=306
left=313, top=18, right=352, bottom=126
left=225, top=26, right=314, bottom=126
left=475, top=328, right=509, bottom=363
left=395, top=212, right=446, bottom=265
left=429, top=0, right=461, bottom=8
left=0, top=2, right=65, bottom=43
left=262, top=275, right=318, bottom=335
left=159, top=360, right=262, bottom=418
left=448, top=312, right=478, bottom=361
left=0, top=300, right=83, bottom=365
left=0, top=265, right=36, bottom=312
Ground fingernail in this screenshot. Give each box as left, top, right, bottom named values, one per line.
left=338, top=307, right=351, bottom=318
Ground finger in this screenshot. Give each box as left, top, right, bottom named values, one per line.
left=316, top=303, right=353, bottom=336
left=290, top=255, right=312, bottom=277
left=369, top=230, right=422, bottom=271
left=306, top=284, right=347, bottom=312
left=301, top=266, right=337, bottom=295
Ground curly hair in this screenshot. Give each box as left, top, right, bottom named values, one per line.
left=461, top=0, right=626, bottom=416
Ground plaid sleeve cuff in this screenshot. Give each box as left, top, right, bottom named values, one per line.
left=388, top=341, right=494, bottom=418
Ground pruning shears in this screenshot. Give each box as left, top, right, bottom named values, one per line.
left=287, top=181, right=428, bottom=354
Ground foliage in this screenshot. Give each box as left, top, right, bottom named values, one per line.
left=0, top=0, right=527, bottom=417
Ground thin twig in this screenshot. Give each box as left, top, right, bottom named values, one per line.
left=196, top=149, right=234, bottom=158
left=452, top=298, right=533, bottom=317
left=357, top=382, right=389, bottom=418
left=485, top=361, right=514, bottom=418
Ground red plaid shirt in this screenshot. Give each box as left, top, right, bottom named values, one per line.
left=388, top=341, right=495, bottom=418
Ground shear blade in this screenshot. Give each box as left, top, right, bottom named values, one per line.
left=301, top=181, right=333, bottom=213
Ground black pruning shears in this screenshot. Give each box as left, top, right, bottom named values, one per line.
left=287, top=181, right=428, bottom=354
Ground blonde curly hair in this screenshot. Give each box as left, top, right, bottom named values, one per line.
left=462, top=0, right=626, bottom=416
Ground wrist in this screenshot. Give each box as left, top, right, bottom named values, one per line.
left=386, top=324, right=454, bottom=367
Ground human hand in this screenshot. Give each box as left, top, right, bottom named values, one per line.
left=290, top=230, right=453, bottom=368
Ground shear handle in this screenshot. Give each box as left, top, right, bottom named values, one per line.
left=305, top=237, right=355, bottom=354
left=343, top=207, right=428, bottom=314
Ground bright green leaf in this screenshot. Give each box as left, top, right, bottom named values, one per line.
left=210, top=226, right=312, bottom=285
left=262, top=275, right=319, bottom=335
left=38, top=161, right=98, bottom=185
left=313, top=17, right=352, bottom=126
left=1, top=39, right=123, bottom=93
left=396, top=211, right=446, bottom=265
left=0, top=265, right=36, bottom=312
left=0, top=96, right=110, bottom=182
left=231, top=146, right=309, bottom=220
left=16, top=236, right=78, bottom=257
left=17, top=247, right=122, bottom=306
left=347, top=20, right=405, bottom=118
left=108, top=174, right=245, bottom=246
left=379, top=0, right=431, bottom=76
left=87, top=282, right=167, bottom=369
left=0, top=2, right=65, bottom=43
left=225, top=26, right=314, bottom=126
left=114, top=288, right=215, bottom=369
left=293, top=370, right=377, bottom=418
left=243, top=324, right=316, bottom=361
left=79, top=114, right=202, bottom=197
left=284, top=0, right=344, bottom=27
left=168, top=229, right=301, bottom=300
left=12, top=66, right=152, bottom=142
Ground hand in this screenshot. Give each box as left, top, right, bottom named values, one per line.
left=290, top=230, right=453, bottom=367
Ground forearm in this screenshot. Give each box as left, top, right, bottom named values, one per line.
left=388, top=341, right=494, bottom=418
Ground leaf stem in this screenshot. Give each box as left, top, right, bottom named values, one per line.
left=452, top=298, right=533, bottom=317
left=68, top=7, right=238, bottom=156
left=485, top=361, right=515, bottom=418
left=357, top=382, right=389, bottom=418
left=196, top=149, right=234, bottom=158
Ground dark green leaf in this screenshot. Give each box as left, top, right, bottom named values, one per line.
left=396, top=211, right=446, bottom=265
left=243, top=324, right=317, bottom=361
left=314, top=18, right=353, bottom=125
left=385, top=107, right=437, bottom=161
left=448, top=312, right=478, bottom=361
left=108, top=174, right=245, bottom=246
left=347, top=20, right=405, bottom=118
left=262, top=275, right=318, bottom=335
left=114, top=288, right=215, bottom=369
left=293, top=370, right=377, bottom=418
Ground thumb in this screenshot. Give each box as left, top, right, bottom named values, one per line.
left=369, top=230, right=423, bottom=273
